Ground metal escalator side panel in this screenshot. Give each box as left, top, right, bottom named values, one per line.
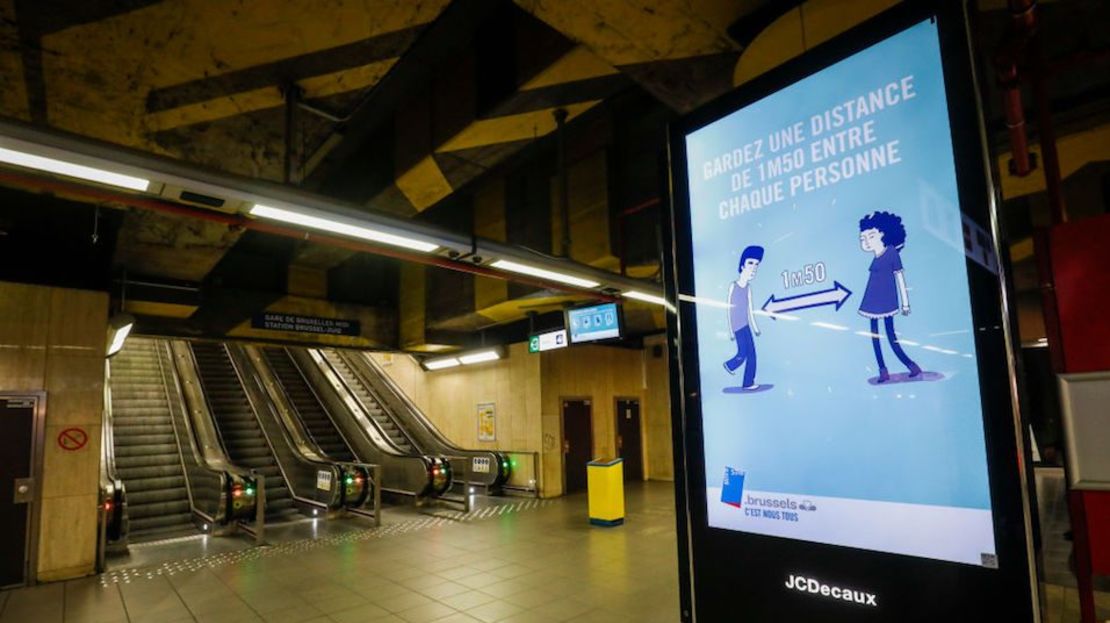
left=172, top=341, right=256, bottom=522
left=156, top=339, right=233, bottom=526
left=358, top=352, right=459, bottom=451
left=101, top=358, right=127, bottom=543
left=354, top=351, right=508, bottom=489
left=326, top=349, right=422, bottom=454
left=260, top=347, right=357, bottom=463
left=191, top=342, right=294, bottom=519
left=300, top=348, right=437, bottom=497
left=235, top=344, right=344, bottom=510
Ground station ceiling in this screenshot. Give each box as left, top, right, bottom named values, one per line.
left=0, top=0, right=1107, bottom=350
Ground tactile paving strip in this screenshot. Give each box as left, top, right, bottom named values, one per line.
left=100, top=499, right=552, bottom=586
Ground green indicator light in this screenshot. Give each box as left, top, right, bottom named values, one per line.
left=245, top=487, right=254, bottom=496
left=346, top=477, right=354, bottom=485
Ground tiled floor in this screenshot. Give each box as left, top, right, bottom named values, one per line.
left=1, top=484, right=679, bottom=623
left=1, top=482, right=1106, bottom=622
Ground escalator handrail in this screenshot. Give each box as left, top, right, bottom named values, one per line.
left=163, top=340, right=243, bottom=524
left=309, top=348, right=417, bottom=458
left=292, top=347, right=439, bottom=497
left=100, top=359, right=127, bottom=541
left=353, top=352, right=514, bottom=486
left=222, top=343, right=341, bottom=510
left=356, top=352, right=466, bottom=452
left=279, top=347, right=361, bottom=461
left=330, top=350, right=421, bottom=450
left=253, top=346, right=351, bottom=463
left=171, top=341, right=254, bottom=483
left=150, top=340, right=203, bottom=516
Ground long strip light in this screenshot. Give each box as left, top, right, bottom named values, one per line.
left=0, top=146, right=150, bottom=191
left=489, top=259, right=600, bottom=289
left=623, top=290, right=675, bottom=311
left=250, top=204, right=439, bottom=253
left=458, top=350, right=500, bottom=364
left=423, top=357, right=460, bottom=370
left=424, top=349, right=502, bottom=370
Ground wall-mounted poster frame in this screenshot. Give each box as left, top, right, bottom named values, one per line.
left=477, top=402, right=496, bottom=442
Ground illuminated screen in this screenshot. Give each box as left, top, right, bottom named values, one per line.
left=683, top=20, right=997, bottom=567
left=567, top=303, right=621, bottom=343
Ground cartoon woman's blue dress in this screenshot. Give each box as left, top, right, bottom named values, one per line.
left=858, top=247, right=902, bottom=319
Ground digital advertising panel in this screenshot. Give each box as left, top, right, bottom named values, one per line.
left=665, top=3, right=1038, bottom=622
left=567, top=302, right=622, bottom=343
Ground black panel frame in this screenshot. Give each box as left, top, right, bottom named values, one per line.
left=663, top=2, right=1040, bottom=621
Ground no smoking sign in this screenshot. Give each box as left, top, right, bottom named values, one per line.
left=57, top=427, right=88, bottom=451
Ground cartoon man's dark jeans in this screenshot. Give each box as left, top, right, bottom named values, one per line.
left=725, top=326, right=757, bottom=387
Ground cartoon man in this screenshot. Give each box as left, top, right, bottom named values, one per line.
left=723, top=245, right=763, bottom=389
left=858, top=211, right=922, bottom=382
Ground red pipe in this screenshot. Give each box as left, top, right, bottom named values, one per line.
left=0, top=170, right=617, bottom=301
left=995, top=0, right=1035, bottom=177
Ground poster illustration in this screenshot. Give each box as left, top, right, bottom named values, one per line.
left=477, top=402, right=496, bottom=442
left=684, top=20, right=997, bottom=567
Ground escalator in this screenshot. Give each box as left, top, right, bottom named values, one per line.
left=190, top=342, right=300, bottom=521
left=287, top=348, right=448, bottom=498
left=348, top=351, right=512, bottom=492
left=319, top=350, right=417, bottom=454
left=261, top=347, right=355, bottom=462
left=108, top=339, right=193, bottom=539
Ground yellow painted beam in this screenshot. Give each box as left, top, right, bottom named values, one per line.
left=395, top=154, right=454, bottom=212
left=996, top=123, right=1110, bottom=200
left=40, top=0, right=447, bottom=147
left=145, top=59, right=397, bottom=132
left=473, top=180, right=509, bottom=310
left=0, top=0, right=29, bottom=121
left=287, top=265, right=327, bottom=299
left=521, top=46, right=617, bottom=91
left=399, top=263, right=426, bottom=349
left=122, top=300, right=198, bottom=319
left=438, top=101, right=599, bottom=153
left=734, top=0, right=898, bottom=87
left=475, top=294, right=584, bottom=324
left=513, top=0, right=742, bottom=65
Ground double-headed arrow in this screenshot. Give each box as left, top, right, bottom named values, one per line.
left=761, top=281, right=852, bottom=315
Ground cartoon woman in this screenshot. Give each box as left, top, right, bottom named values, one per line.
left=858, top=211, right=922, bottom=383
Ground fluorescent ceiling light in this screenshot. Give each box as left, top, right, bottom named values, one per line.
left=106, top=313, right=135, bottom=357
left=490, top=260, right=600, bottom=289
left=423, top=357, right=460, bottom=370
left=459, top=350, right=500, bottom=365
left=623, top=290, right=674, bottom=310
left=0, top=146, right=150, bottom=191
left=251, top=204, right=439, bottom=253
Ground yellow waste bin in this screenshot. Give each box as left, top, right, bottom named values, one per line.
left=587, top=458, right=625, bottom=526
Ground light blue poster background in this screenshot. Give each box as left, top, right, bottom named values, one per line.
left=686, top=21, right=994, bottom=511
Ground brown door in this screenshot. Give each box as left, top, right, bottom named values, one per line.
left=0, top=396, right=39, bottom=587
left=562, top=399, right=593, bottom=494
left=616, top=399, right=643, bottom=481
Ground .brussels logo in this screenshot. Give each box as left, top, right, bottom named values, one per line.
left=721, top=467, right=745, bottom=508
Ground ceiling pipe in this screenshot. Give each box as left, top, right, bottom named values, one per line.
left=994, top=0, right=1035, bottom=178
left=0, top=169, right=618, bottom=301
left=995, top=0, right=1068, bottom=224
left=0, top=116, right=660, bottom=299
